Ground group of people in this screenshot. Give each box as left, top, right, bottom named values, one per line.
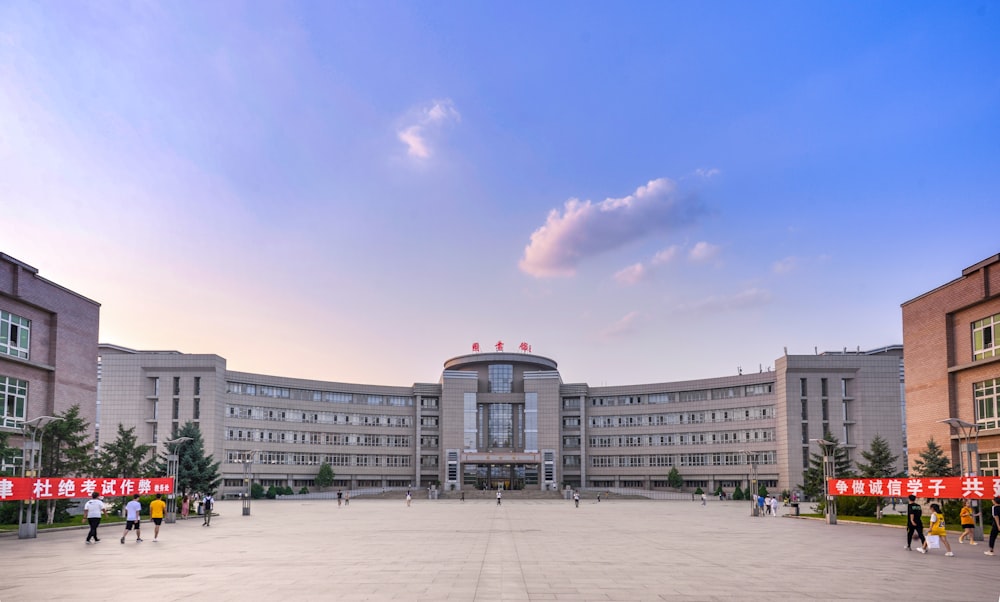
left=336, top=490, right=350, bottom=506
left=753, top=494, right=781, bottom=516
left=906, top=495, right=1000, bottom=557
left=81, top=490, right=215, bottom=545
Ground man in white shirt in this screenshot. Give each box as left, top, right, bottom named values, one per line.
left=120, top=494, right=143, bottom=544
left=83, top=492, right=105, bottom=544
left=202, top=493, right=214, bottom=526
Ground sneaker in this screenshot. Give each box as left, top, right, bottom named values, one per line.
left=904, top=546, right=911, bottom=551
left=94, top=539, right=100, bottom=543
left=136, top=538, right=143, bottom=543
left=971, top=542, right=978, bottom=545
left=917, top=547, right=926, bottom=554
left=945, top=552, right=955, bottom=556
left=85, top=540, right=91, bottom=544
left=120, top=537, right=125, bottom=544
left=985, top=550, right=995, bottom=556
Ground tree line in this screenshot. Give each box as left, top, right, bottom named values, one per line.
left=0, top=405, right=221, bottom=524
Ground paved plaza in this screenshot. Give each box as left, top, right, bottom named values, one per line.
left=1, top=497, right=998, bottom=601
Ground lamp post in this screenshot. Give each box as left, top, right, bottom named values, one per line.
left=811, top=438, right=837, bottom=525
left=18, top=416, right=63, bottom=539
left=939, top=418, right=982, bottom=541
left=241, top=450, right=257, bottom=516
left=739, top=449, right=758, bottom=517
left=163, top=436, right=192, bottom=524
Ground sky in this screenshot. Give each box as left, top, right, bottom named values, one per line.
left=2, top=1, right=998, bottom=387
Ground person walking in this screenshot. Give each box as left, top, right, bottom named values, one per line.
left=202, top=493, right=214, bottom=526
left=770, top=495, right=779, bottom=517
left=149, top=494, right=167, bottom=542
left=574, top=491, right=580, bottom=508
left=83, top=492, right=105, bottom=544
left=180, top=494, right=190, bottom=520
left=986, top=496, right=1000, bottom=555
left=120, top=494, right=143, bottom=544
left=344, top=491, right=350, bottom=506
left=906, top=494, right=927, bottom=553
left=337, top=490, right=343, bottom=507
left=928, top=503, right=954, bottom=556
left=958, top=499, right=979, bottom=545
left=496, top=490, right=502, bottom=506
left=406, top=490, right=412, bottom=507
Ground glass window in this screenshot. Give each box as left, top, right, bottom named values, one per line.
left=975, top=378, right=1000, bottom=431
left=0, top=310, right=31, bottom=360
left=488, top=403, right=513, bottom=448
left=488, top=364, right=513, bottom=393
left=194, top=376, right=201, bottom=396
left=525, top=393, right=538, bottom=452
left=0, top=375, right=28, bottom=429
left=974, top=313, right=1000, bottom=361
left=464, top=393, right=477, bottom=450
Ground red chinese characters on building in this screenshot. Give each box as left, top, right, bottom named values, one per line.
left=0, top=477, right=174, bottom=502
left=495, top=341, right=504, bottom=352
left=472, top=342, right=480, bottom=352
left=518, top=342, right=531, bottom=353
left=827, top=477, right=998, bottom=499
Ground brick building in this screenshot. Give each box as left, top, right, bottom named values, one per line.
left=902, top=253, right=1000, bottom=476
left=0, top=253, right=101, bottom=474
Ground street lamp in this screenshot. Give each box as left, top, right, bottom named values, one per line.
left=939, top=418, right=982, bottom=541
left=739, top=449, right=759, bottom=517
left=811, top=438, right=837, bottom=525
left=163, top=436, right=192, bottom=524
left=18, top=415, right=64, bottom=539
left=241, top=450, right=257, bottom=516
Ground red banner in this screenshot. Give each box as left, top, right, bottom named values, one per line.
left=828, top=477, right=999, bottom=500
left=0, top=477, right=174, bottom=502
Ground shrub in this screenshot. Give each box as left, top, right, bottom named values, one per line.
left=265, top=486, right=277, bottom=499
left=299, top=487, right=309, bottom=495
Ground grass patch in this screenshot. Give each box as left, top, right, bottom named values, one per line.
left=800, top=513, right=968, bottom=532
left=0, top=515, right=126, bottom=532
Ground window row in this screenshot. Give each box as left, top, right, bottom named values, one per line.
left=225, top=429, right=411, bottom=447
left=227, top=382, right=415, bottom=407
left=975, top=378, right=1000, bottom=430
left=226, top=405, right=412, bottom=428
left=588, top=430, right=774, bottom=448
left=973, top=313, right=1000, bottom=361
left=226, top=451, right=412, bottom=467
left=587, top=451, right=776, bottom=468
left=585, top=406, right=773, bottom=428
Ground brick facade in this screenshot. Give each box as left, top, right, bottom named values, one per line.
left=902, top=253, right=1000, bottom=474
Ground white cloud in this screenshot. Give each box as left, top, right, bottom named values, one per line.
left=519, top=178, right=705, bottom=278
left=651, top=245, right=679, bottom=265
left=694, top=167, right=721, bottom=178
left=677, top=288, right=773, bottom=313
left=772, top=256, right=799, bottom=274
left=689, top=241, right=721, bottom=263
left=397, top=99, right=460, bottom=159
left=614, top=263, right=647, bottom=285
left=600, top=311, right=642, bottom=338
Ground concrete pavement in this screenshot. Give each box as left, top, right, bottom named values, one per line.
left=0, top=498, right=997, bottom=601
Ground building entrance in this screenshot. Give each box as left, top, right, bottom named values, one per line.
left=463, top=463, right=540, bottom=490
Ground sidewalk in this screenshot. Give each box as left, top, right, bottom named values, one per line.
left=0, top=499, right=995, bottom=601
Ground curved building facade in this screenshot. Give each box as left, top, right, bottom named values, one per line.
left=98, top=344, right=905, bottom=497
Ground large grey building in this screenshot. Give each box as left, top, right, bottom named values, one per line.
left=98, top=343, right=905, bottom=498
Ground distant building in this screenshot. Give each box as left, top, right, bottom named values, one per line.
left=0, top=253, right=100, bottom=474
left=98, top=343, right=904, bottom=497
left=902, top=252, right=1000, bottom=476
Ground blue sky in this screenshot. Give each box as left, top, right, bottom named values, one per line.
left=2, top=1, right=998, bottom=386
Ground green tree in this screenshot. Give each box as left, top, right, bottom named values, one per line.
left=855, top=434, right=901, bottom=517
left=732, top=485, right=744, bottom=501
left=315, top=462, right=335, bottom=491
left=164, top=422, right=221, bottom=496
left=38, top=405, right=94, bottom=524
left=95, top=424, right=156, bottom=478
left=667, top=467, right=683, bottom=489
left=912, top=437, right=955, bottom=477
left=801, top=432, right=853, bottom=501
left=0, top=430, right=18, bottom=476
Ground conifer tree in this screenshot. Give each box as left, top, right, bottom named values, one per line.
left=96, top=424, right=157, bottom=478
left=911, top=437, right=955, bottom=477
left=164, top=421, right=222, bottom=495
left=315, top=462, right=335, bottom=491
left=38, top=405, right=94, bottom=523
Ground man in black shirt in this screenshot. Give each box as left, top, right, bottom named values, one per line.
left=906, top=494, right=927, bottom=553
left=985, top=496, right=1000, bottom=555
